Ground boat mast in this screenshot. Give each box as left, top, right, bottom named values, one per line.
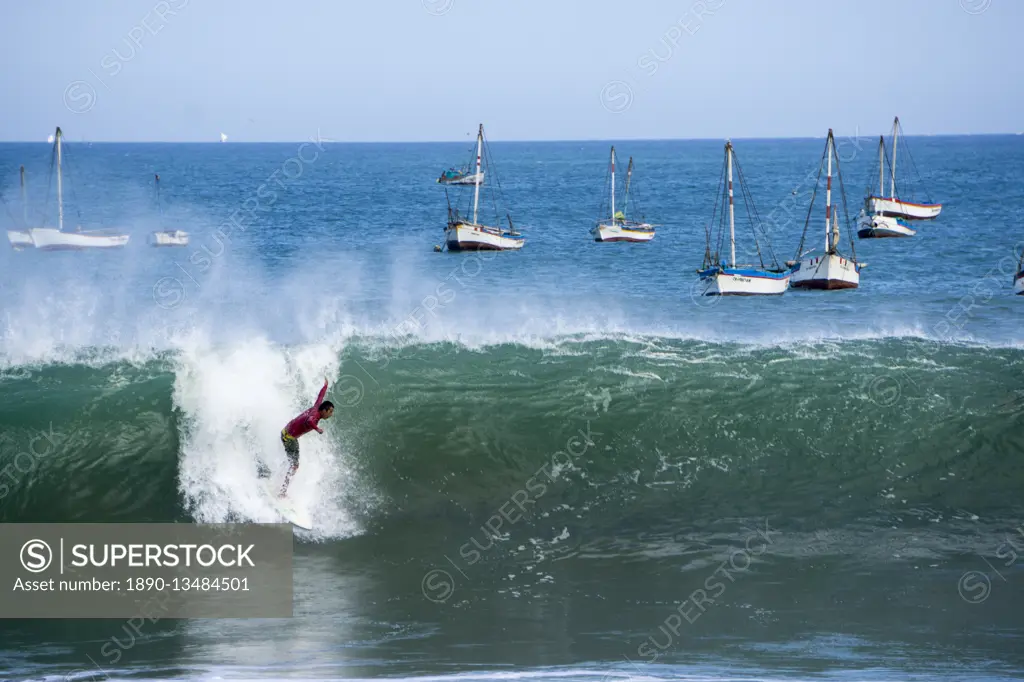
left=472, top=124, right=483, bottom=225
left=623, top=156, right=633, bottom=218
left=19, top=165, right=27, bottom=225
left=877, top=136, right=884, bottom=197
left=889, top=117, right=899, bottom=199
left=56, top=127, right=64, bottom=231
left=610, top=146, right=616, bottom=222
left=727, top=141, right=736, bottom=267
left=825, top=130, right=833, bottom=253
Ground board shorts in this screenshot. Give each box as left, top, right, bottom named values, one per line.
left=280, top=428, right=299, bottom=467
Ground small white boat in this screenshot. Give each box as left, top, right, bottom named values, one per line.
left=698, top=140, right=789, bottom=296
left=864, top=117, right=941, bottom=221
left=591, top=147, right=655, bottom=243
left=150, top=230, right=189, bottom=247
left=442, top=124, right=524, bottom=252
left=150, top=174, right=189, bottom=247
left=445, top=221, right=524, bottom=251
left=856, top=209, right=916, bottom=238
left=592, top=222, right=655, bottom=242
left=437, top=168, right=485, bottom=186
left=789, top=130, right=863, bottom=290
left=29, top=227, right=130, bottom=250
left=867, top=195, right=941, bottom=221
left=27, top=127, right=131, bottom=250
left=7, top=166, right=32, bottom=249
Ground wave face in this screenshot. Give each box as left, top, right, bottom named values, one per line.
left=3, top=336, right=1022, bottom=544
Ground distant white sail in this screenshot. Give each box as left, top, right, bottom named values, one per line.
left=219, top=132, right=228, bottom=143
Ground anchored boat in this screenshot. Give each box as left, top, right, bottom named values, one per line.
left=591, top=147, right=655, bottom=243
left=27, top=127, right=130, bottom=250
left=864, top=116, right=941, bottom=222
left=788, top=129, right=864, bottom=290
left=858, top=136, right=917, bottom=238
left=437, top=166, right=484, bottom=186
left=149, top=174, right=189, bottom=247
left=441, top=124, right=523, bottom=252
left=698, top=140, right=789, bottom=295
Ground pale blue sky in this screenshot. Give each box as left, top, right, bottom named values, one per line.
left=1, top=0, right=1021, bottom=141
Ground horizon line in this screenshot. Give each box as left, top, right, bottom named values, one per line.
left=1, top=132, right=1022, bottom=144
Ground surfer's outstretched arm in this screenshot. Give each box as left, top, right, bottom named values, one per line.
left=314, top=378, right=328, bottom=409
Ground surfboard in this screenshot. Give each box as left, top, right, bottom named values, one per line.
left=261, top=481, right=313, bottom=530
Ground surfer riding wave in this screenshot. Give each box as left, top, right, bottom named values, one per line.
left=260, top=378, right=334, bottom=498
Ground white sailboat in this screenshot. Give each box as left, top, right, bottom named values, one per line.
left=149, top=174, right=189, bottom=247
left=789, top=129, right=864, bottom=290
left=6, top=166, right=33, bottom=249
left=28, top=127, right=130, bottom=251
left=442, top=124, right=524, bottom=252
left=857, top=136, right=916, bottom=238
left=698, top=141, right=790, bottom=295
left=864, top=116, right=941, bottom=221
left=591, top=147, right=655, bottom=243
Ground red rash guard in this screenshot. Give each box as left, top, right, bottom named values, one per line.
left=284, top=382, right=328, bottom=438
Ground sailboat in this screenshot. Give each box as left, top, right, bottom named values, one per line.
left=697, top=141, right=789, bottom=295
left=857, top=136, right=916, bottom=238
left=149, top=174, right=189, bottom=247
left=441, top=124, right=524, bottom=252
left=864, top=116, right=941, bottom=221
left=788, top=129, right=864, bottom=290
left=27, top=127, right=130, bottom=250
left=591, top=147, right=655, bottom=243
left=437, top=165, right=484, bottom=186
left=6, top=166, right=33, bottom=249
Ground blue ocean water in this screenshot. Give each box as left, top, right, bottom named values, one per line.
left=1, top=135, right=1023, bottom=681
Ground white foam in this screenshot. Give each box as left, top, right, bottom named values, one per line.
left=171, top=330, right=364, bottom=540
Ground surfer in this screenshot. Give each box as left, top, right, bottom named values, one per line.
left=277, top=378, right=334, bottom=498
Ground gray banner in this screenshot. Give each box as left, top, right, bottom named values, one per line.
left=0, top=523, right=293, bottom=618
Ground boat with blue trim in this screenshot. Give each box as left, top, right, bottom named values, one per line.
left=698, top=140, right=790, bottom=295
left=437, top=166, right=484, bottom=186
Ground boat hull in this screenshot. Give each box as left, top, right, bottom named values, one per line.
left=698, top=266, right=790, bottom=296
left=591, top=222, right=655, bottom=243
left=445, top=222, right=524, bottom=251
left=866, top=195, right=941, bottom=220
left=7, top=230, right=33, bottom=249
left=1015, top=272, right=1024, bottom=295
left=150, top=230, right=189, bottom=247
left=856, top=212, right=916, bottom=238
left=29, top=227, right=130, bottom=250
left=438, top=171, right=485, bottom=186
left=790, top=253, right=861, bottom=290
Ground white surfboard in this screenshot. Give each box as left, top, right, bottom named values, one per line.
left=262, top=481, right=313, bottom=530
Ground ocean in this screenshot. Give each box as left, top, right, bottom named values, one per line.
left=1, top=134, right=1023, bottom=681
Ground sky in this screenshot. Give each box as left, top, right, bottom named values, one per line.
left=0, top=0, right=1021, bottom=142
